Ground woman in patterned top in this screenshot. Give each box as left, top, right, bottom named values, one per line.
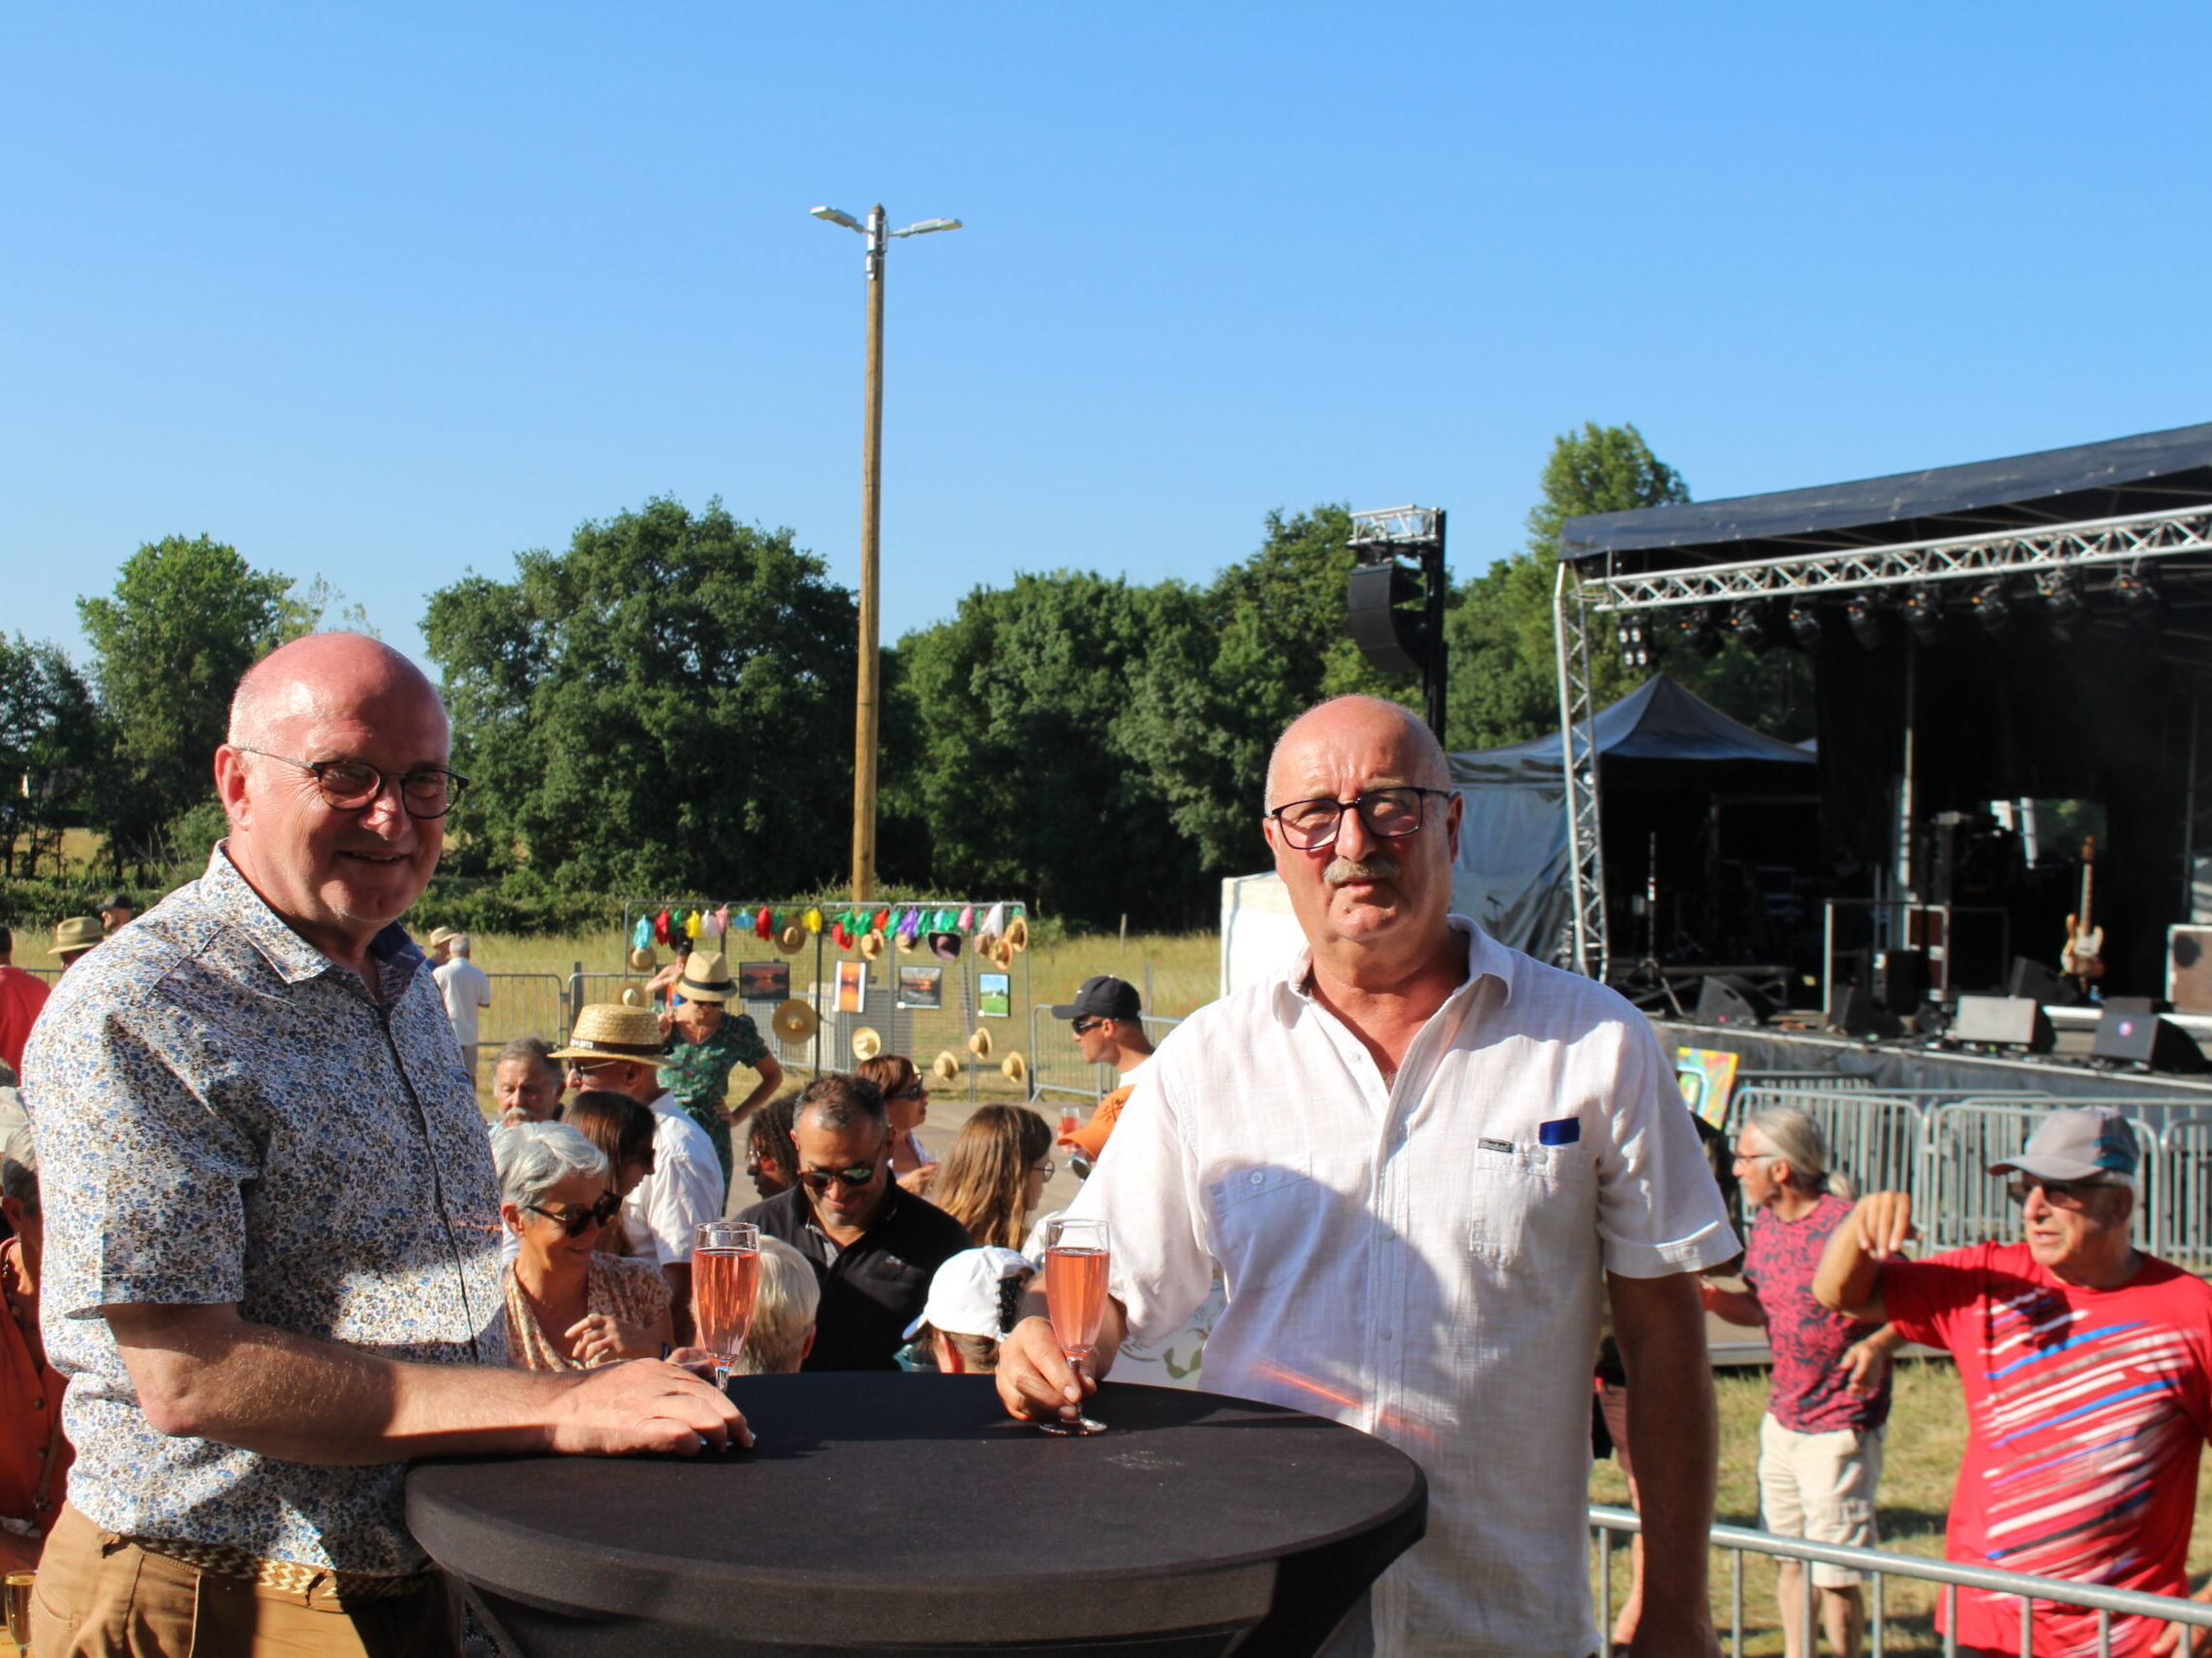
left=495, top=1122, right=671, bottom=1370
left=655, top=950, right=783, bottom=1183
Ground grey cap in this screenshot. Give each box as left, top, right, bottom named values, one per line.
left=1988, top=1106, right=2139, bottom=1182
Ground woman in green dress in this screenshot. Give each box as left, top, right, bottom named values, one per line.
left=655, top=950, right=784, bottom=1182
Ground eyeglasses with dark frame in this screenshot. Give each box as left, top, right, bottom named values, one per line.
left=525, top=1191, right=621, bottom=1236
left=799, top=1164, right=880, bottom=1192
left=1266, top=787, right=1453, bottom=852
left=232, top=745, right=470, bottom=820
left=1069, top=1017, right=1108, bottom=1035
left=2005, top=1175, right=2115, bottom=1210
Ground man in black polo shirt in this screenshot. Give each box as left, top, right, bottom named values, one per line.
left=736, top=1073, right=971, bottom=1370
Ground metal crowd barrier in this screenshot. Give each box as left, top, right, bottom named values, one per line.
left=1022, top=1009, right=1182, bottom=1107
left=1591, top=1505, right=2212, bottom=1658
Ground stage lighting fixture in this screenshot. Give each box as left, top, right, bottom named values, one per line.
left=1971, top=579, right=2015, bottom=639
left=1902, top=586, right=1946, bottom=647
left=1732, top=599, right=1781, bottom=656
left=2036, top=568, right=2087, bottom=641
left=2114, top=561, right=2166, bottom=628
left=1787, top=600, right=1828, bottom=651
left=1616, top=614, right=1664, bottom=670
left=1845, top=591, right=1892, bottom=651
left=1676, top=605, right=1724, bottom=660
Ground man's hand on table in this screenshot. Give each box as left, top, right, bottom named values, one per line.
left=546, top=1358, right=752, bottom=1456
left=994, top=1316, right=1094, bottom=1426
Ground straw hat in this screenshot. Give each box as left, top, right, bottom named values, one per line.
left=619, top=985, right=648, bottom=1008
left=426, top=927, right=457, bottom=948
left=895, top=929, right=917, bottom=953
left=928, top=931, right=962, bottom=962
left=1000, top=1051, right=1028, bottom=1088
left=773, top=998, right=820, bottom=1042
left=50, top=916, right=101, bottom=959
left=1005, top=915, right=1029, bottom=953
left=858, top=931, right=887, bottom=962
left=990, top=936, right=1016, bottom=970
left=626, top=945, right=657, bottom=973
left=549, top=1003, right=667, bottom=1064
left=966, top=1026, right=994, bottom=1060
left=777, top=923, right=807, bottom=956
left=931, top=1050, right=963, bottom=1083
left=852, top=1026, right=884, bottom=1062
left=677, top=950, right=736, bottom=1004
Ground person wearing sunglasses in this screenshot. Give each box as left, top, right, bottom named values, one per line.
left=855, top=1053, right=939, bottom=1196
left=1048, top=976, right=1156, bottom=1172
left=732, top=1072, right=973, bottom=1370
left=494, top=1122, right=672, bottom=1372
left=1816, top=1107, right=2212, bottom=1658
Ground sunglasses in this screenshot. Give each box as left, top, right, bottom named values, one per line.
left=526, top=1191, right=621, bottom=1236
left=800, top=1165, right=879, bottom=1192
left=2005, top=1176, right=2113, bottom=1210
left=1070, top=1017, right=1106, bottom=1035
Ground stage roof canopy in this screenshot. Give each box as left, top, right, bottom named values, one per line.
left=1561, top=421, right=2212, bottom=571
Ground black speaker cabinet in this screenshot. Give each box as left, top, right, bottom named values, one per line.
left=2092, top=1008, right=2211, bottom=1072
left=1827, top=984, right=1901, bottom=1039
left=2170, top=926, right=2212, bottom=1015
left=1874, top=948, right=1930, bottom=1013
left=2007, top=957, right=2081, bottom=1007
left=1695, top=974, right=1772, bottom=1028
left=1952, top=995, right=2056, bottom=1053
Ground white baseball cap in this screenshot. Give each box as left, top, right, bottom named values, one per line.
left=902, top=1247, right=1034, bottom=1341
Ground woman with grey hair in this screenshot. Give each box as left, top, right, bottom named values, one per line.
left=495, top=1121, right=672, bottom=1370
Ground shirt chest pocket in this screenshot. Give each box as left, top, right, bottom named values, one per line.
left=1464, top=1149, right=1591, bottom=1267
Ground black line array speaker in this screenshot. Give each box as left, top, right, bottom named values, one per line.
left=1827, top=984, right=1901, bottom=1039
left=1952, top=995, right=2056, bottom=1053
left=2091, top=1008, right=2210, bottom=1072
left=1695, top=974, right=1773, bottom=1028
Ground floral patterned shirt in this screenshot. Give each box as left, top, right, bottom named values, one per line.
left=655, top=1014, right=770, bottom=1113
left=23, top=844, right=506, bottom=1574
left=502, top=1253, right=671, bottom=1371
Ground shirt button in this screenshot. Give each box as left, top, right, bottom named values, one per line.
left=1379, top=1330, right=1393, bottom=1342
left=1380, top=1227, right=1396, bottom=1241
left=1249, top=1171, right=1264, bottom=1186
left=30, top=1398, right=41, bottom=1410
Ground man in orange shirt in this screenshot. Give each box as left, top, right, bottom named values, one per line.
left=0, top=1121, right=68, bottom=1573
left=0, top=926, right=50, bottom=1079
left=1052, top=976, right=1155, bottom=1171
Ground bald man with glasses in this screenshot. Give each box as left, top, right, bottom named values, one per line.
left=733, top=1073, right=972, bottom=1370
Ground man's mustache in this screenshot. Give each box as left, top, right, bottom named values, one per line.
left=1324, top=854, right=1400, bottom=887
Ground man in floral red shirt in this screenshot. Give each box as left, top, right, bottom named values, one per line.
left=1705, top=1107, right=1894, bottom=1658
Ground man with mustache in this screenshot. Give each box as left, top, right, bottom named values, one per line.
left=998, top=694, right=1737, bottom=1658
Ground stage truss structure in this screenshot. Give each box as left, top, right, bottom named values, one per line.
left=1552, top=502, right=2212, bottom=980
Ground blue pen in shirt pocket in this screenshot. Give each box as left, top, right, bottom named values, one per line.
left=1537, top=1116, right=1580, bottom=1147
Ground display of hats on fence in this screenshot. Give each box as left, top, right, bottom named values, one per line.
left=858, top=931, right=886, bottom=962
left=966, top=1026, right=994, bottom=1060
left=777, top=923, right=807, bottom=955
left=851, top=1027, right=884, bottom=1062
left=929, top=931, right=961, bottom=962
left=772, top=998, right=820, bottom=1042
left=1005, top=914, right=1028, bottom=953
left=931, top=1050, right=963, bottom=1083
left=627, top=946, right=656, bottom=972
left=1000, top=1051, right=1027, bottom=1088
left=619, top=985, right=648, bottom=1008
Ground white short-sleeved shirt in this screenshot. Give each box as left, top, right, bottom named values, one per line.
left=1070, top=917, right=1736, bottom=1658
left=434, top=957, right=491, bottom=1047
left=620, top=1091, right=724, bottom=1267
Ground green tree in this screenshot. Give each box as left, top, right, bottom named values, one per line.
left=422, top=497, right=856, bottom=898
left=77, top=534, right=294, bottom=872
left=0, top=635, right=103, bottom=878
left=890, top=572, right=1209, bottom=928
left=1121, top=506, right=1413, bottom=878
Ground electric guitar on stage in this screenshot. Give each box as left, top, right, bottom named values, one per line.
left=2061, top=835, right=2106, bottom=987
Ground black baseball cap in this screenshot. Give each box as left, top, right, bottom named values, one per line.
left=1051, top=975, right=1141, bottom=1023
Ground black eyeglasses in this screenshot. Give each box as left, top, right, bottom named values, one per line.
left=2005, top=1176, right=2112, bottom=1210
left=525, top=1191, right=621, bottom=1236
left=1032, top=1159, right=1056, bottom=1181
left=1070, top=1017, right=1106, bottom=1035
left=233, top=746, right=470, bottom=820
left=800, top=1165, right=879, bottom=1192
left=1266, top=787, right=1452, bottom=852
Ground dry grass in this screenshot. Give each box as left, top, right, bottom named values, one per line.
left=1590, top=1358, right=2212, bottom=1653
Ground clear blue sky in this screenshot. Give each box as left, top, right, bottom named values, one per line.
left=8, top=3, right=2211, bottom=671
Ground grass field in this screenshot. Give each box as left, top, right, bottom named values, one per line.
left=1590, top=1358, right=2212, bottom=1653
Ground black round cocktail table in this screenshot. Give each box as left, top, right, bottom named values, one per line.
left=408, top=1372, right=1426, bottom=1658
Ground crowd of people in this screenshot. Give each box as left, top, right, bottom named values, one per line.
left=0, top=632, right=2208, bottom=1658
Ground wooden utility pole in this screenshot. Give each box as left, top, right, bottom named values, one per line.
left=853, top=204, right=888, bottom=901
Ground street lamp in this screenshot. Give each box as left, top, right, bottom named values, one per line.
left=811, top=202, right=963, bottom=901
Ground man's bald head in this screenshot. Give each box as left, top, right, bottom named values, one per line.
left=1265, top=695, right=1447, bottom=812
left=229, top=633, right=447, bottom=753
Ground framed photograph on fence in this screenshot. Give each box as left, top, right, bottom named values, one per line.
left=836, top=960, right=868, bottom=1014
left=896, top=964, right=944, bottom=1010
left=978, top=971, right=1011, bottom=1018
left=738, top=961, right=788, bottom=1002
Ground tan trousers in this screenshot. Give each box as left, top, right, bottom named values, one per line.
left=30, top=1504, right=460, bottom=1658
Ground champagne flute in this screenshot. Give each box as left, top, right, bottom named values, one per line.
left=1038, top=1215, right=1110, bottom=1436
left=691, top=1221, right=760, bottom=1388
left=6, top=1569, right=33, bottom=1654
